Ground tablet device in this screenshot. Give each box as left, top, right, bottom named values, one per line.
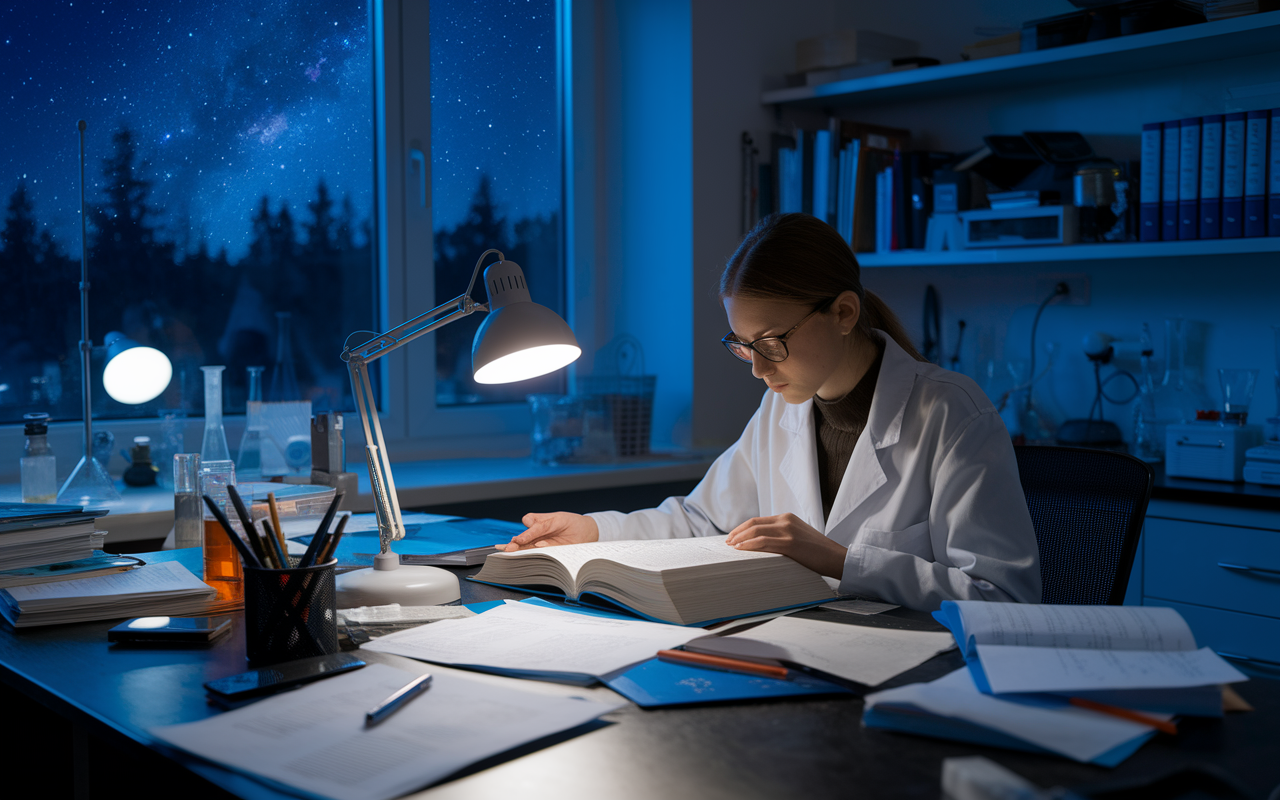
left=108, top=616, right=232, bottom=644
left=204, top=652, right=366, bottom=702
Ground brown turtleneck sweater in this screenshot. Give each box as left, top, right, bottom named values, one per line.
left=812, top=342, right=883, bottom=522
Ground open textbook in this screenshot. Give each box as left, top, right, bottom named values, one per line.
left=934, top=602, right=1247, bottom=700
left=471, top=537, right=837, bottom=626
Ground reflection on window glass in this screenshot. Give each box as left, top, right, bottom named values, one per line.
left=0, top=1, right=375, bottom=425
left=431, top=0, right=564, bottom=406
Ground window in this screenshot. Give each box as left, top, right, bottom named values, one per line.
left=0, top=1, right=376, bottom=426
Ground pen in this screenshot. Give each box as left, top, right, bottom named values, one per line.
left=657, top=649, right=790, bottom=681
left=1069, top=697, right=1178, bottom=735
left=365, top=673, right=433, bottom=727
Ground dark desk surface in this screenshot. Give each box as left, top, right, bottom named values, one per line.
left=3, top=549, right=1280, bottom=800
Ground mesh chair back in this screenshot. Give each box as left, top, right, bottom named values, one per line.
left=1014, top=446, right=1154, bottom=605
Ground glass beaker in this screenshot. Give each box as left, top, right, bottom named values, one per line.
left=173, top=453, right=203, bottom=550
left=200, top=365, right=231, bottom=462
left=1219, top=368, right=1259, bottom=425
left=153, top=409, right=185, bottom=491
left=200, top=459, right=243, bottom=607
left=1132, top=322, right=1163, bottom=462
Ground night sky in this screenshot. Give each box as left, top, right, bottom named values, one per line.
left=1, top=0, right=559, bottom=263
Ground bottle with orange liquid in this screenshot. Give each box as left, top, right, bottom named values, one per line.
left=200, top=459, right=244, bottom=608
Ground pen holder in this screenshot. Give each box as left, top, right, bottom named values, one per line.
left=243, top=557, right=338, bottom=666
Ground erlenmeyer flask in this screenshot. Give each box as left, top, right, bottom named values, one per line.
left=268, top=311, right=301, bottom=401
left=236, top=365, right=265, bottom=480
left=200, top=365, right=232, bottom=462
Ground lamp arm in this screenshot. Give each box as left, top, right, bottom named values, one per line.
left=339, top=248, right=504, bottom=558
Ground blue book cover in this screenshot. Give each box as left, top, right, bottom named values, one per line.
left=1160, top=121, right=1181, bottom=240
left=1199, top=114, right=1223, bottom=239
left=1269, top=108, right=1280, bottom=236
left=1139, top=122, right=1162, bottom=241
left=1244, top=110, right=1268, bottom=237
left=1222, top=112, right=1246, bottom=238
left=1178, top=117, right=1200, bottom=240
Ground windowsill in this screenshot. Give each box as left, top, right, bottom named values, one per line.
left=0, top=449, right=720, bottom=544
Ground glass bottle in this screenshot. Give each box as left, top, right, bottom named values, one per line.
left=236, top=365, right=265, bottom=481
left=200, top=365, right=231, bottom=462
left=122, top=436, right=157, bottom=487
left=20, top=412, right=57, bottom=503
left=173, top=453, right=203, bottom=550
left=200, top=459, right=243, bottom=607
left=1132, top=323, right=1163, bottom=462
left=268, top=312, right=301, bottom=402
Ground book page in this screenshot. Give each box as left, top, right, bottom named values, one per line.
left=151, top=663, right=621, bottom=800
left=362, top=601, right=703, bottom=677
left=3, top=560, right=209, bottom=605
left=950, top=602, right=1196, bottom=652
left=496, top=537, right=776, bottom=573
left=976, top=644, right=1248, bottom=694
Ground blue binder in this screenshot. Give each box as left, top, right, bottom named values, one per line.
left=1244, top=110, right=1268, bottom=237
left=1222, top=112, right=1246, bottom=238
left=1177, top=117, right=1200, bottom=240
left=1139, top=122, right=1162, bottom=242
left=1199, top=114, right=1223, bottom=239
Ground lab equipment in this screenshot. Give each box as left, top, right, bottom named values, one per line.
left=173, top=454, right=203, bottom=550
left=1218, top=368, right=1259, bottom=425
left=1131, top=323, right=1163, bottom=462
left=200, top=460, right=242, bottom=607
left=268, top=312, right=301, bottom=402
left=153, top=409, right=185, bottom=491
left=200, top=366, right=231, bottom=462
left=1165, top=422, right=1262, bottom=482
left=528, top=394, right=585, bottom=464
left=122, top=436, right=157, bottom=487
left=20, top=413, right=57, bottom=504
left=236, top=366, right=265, bottom=481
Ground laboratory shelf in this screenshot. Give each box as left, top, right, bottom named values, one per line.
left=856, top=236, right=1280, bottom=268
left=761, top=11, right=1280, bottom=108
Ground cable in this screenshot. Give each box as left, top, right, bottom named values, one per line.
left=1027, top=283, right=1069, bottom=399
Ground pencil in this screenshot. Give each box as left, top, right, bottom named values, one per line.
left=657, top=649, right=790, bottom=680
left=1069, top=697, right=1178, bottom=735
left=201, top=494, right=261, bottom=569
left=266, top=492, right=287, bottom=559
left=262, top=519, right=290, bottom=569
left=319, top=513, right=350, bottom=564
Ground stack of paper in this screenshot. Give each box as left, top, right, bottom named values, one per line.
left=0, top=503, right=110, bottom=571
left=0, top=561, right=216, bottom=627
left=151, top=663, right=622, bottom=800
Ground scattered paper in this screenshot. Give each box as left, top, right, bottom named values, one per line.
left=151, top=663, right=622, bottom=800
left=975, top=644, right=1248, bottom=694
left=821, top=599, right=899, bottom=616
left=688, top=616, right=955, bottom=687
left=338, top=604, right=476, bottom=625
left=362, top=600, right=702, bottom=678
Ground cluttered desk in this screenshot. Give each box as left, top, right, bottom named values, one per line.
left=2, top=502, right=1280, bottom=800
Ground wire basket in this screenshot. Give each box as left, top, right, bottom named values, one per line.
left=576, top=335, right=655, bottom=458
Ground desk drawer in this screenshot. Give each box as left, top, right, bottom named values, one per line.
left=1144, top=518, right=1280, bottom=619
left=1143, top=599, right=1280, bottom=674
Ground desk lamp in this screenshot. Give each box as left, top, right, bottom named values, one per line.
left=58, top=121, right=173, bottom=505
left=337, top=248, right=580, bottom=606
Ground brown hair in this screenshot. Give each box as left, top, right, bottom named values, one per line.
left=720, top=213, right=926, bottom=361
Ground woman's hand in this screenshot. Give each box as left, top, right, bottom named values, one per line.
left=495, top=512, right=600, bottom=551
left=724, top=513, right=846, bottom=579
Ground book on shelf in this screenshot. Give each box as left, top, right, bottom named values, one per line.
left=469, top=537, right=837, bottom=626
left=1200, top=114, right=1224, bottom=239
left=1269, top=107, right=1280, bottom=236
left=1222, top=111, right=1247, bottom=238
left=1139, top=121, right=1162, bottom=241
left=1244, top=109, right=1268, bottom=237
left=1177, top=116, right=1201, bottom=240
left=1160, top=120, right=1181, bottom=240
left=0, top=560, right=216, bottom=628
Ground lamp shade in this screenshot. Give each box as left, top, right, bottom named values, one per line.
left=103, top=331, right=172, bottom=404
left=471, top=260, right=580, bottom=384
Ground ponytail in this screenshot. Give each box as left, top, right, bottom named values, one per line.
left=722, top=213, right=927, bottom=363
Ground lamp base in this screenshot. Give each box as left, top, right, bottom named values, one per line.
left=334, top=554, right=461, bottom=608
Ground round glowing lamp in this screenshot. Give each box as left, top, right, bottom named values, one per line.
left=103, top=332, right=173, bottom=405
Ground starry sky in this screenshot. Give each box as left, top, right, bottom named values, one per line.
left=1, top=0, right=559, bottom=263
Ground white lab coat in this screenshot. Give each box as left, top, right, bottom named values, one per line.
left=589, top=332, right=1042, bottom=611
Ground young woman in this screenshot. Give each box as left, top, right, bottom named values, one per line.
left=499, top=213, right=1041, bottom=611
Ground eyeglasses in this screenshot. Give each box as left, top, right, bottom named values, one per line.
left=721, top=299, right=835, bottom=363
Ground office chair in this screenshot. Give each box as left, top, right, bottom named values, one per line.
left=1013, top=445, right=1154, bottom=605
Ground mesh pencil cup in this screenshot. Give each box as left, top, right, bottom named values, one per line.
left=243, top=557, right=338, bottom=666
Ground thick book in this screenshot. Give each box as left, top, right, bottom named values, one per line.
left=470, top=537, right=837, bottom=626
left=1139, top=122, right=1162, bottom=241
left=1199, top=114, right=1223, bottom=239
left=0, top=552, right=142, bottom=589
left=1177, top=117, right=1200, bottom=240
left=0, top=560, right=216, bottom=627
left=1244, top=109, right=1268, bottom=237
left=1222, top=111, right=1247, bottom=238
left=1270, top=107, right=1280, bottom=236
left=1160, top=120, right=1181, bottom=240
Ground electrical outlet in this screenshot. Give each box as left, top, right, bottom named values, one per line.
left=1035, top=273, right=1090, bottom=306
